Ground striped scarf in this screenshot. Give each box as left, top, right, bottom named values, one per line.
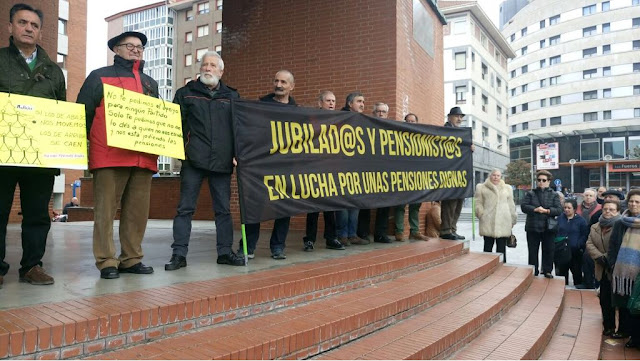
left=612, top=211, right=640, bottom=296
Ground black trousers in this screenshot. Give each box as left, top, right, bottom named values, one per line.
left=599, top=276, right=615, bottom=331
left=567, top=248, right=584, bottom=286
left=244, top=217, right=290, bottom=254
left=0, top=167, right=54, bottom=276
left=526, top=230, right=555, bottom=275
left=357, top=208, right=390, bottom=238
left=303, top=211, right=336, bottom=243
left=582, top=251, right=597, bottom=288
left=483, top=236, right=507, bottom=263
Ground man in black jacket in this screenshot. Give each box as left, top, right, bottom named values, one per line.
left=166, top=51, right=244, bottom=270
left=0, top=3, right=66, bottom=287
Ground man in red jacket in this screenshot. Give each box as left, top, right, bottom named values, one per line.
left=77, top=31, right=159, bottom=279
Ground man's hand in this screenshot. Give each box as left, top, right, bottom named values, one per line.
left=470, top=144, right=475, bottom=152
left=233, top=157, right=237, bottom=166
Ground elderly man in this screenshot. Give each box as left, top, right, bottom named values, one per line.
left=394, top=113, right=429, bottom=242
left=165, top=52, right=244, bottom=270
left=358, top=102, right=394, bottom=243
left=440, top=106, right=471, bottom=241
left=0, top=3, right=66, bottom=287
left=77, top=31, right=159, bottom=279
left=241, top=70, right=296, bottom=260
left=302, top=91, right=344, bottom=252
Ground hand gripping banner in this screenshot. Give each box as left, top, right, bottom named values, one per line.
left=233, top=100, right=473, bottom=224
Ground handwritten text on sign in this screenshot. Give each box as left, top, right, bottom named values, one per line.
left=0, top=91, right=87, bottom=169
left=103, top=84, right=184, bottom=159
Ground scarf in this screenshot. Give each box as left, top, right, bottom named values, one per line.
left=580, top=201, right=598, bottom=221
left=612, top=210, right=640, bottom=296
left=599, top=213, right=621, bottom=228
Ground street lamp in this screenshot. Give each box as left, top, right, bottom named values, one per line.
left=569, top=159, right=576, bottom=194
left=528, top=133, right=535, bottom=189
left=604, top=154, right=612, bottom=188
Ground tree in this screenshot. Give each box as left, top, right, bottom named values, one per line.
left=504, top=160, right=531, bottom=188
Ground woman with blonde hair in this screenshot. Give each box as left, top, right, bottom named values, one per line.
left=475, top=169, right=517, bottom=262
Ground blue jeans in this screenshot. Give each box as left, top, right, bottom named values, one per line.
left=336, top=209, right=359, bottom=238
left=243, top=217, right=290, bottom=254
left=172, top=161, right=233, bottom=257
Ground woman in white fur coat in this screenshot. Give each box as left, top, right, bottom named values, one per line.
left=475, top=169, right=517, bottom=262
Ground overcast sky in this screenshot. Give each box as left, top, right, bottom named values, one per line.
left=86, top=0, right=501, bottom=75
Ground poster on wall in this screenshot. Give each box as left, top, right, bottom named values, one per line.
left=536, top=142, right=559, bottom=170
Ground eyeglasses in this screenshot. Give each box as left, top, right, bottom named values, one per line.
left=117, top=43, right=145, bottom=51
left=537, top=178, right=549, bottom=183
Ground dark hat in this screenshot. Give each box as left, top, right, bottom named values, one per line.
left=448, top=106, right=465, bottom=116
left=602, top=189, right=624, bottom=200
left=107, top=31, right=147, bottom=51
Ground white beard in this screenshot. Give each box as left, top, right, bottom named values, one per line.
left=200, top=73, right=220, bottom=87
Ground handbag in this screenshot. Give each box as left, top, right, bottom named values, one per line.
left=507, top=234, right=517, bottom=248
left=534, top=190, right=558, bottom=232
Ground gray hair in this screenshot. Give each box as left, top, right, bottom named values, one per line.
left=490, top=168, right=502, bottom=176
left=201, top=51, right=224, bottom=70
left=345, top=91, right=364, bottom=108
left=317, top=90, right=334, bottom=102
left=276, top=69, right=294, bottom=84
left=583, top=188, right=596, bottom=196
left=373, top=102, right=389, bottom=112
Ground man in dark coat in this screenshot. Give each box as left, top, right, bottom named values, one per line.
left=0, top=3, right=66, bottom=287
left=165, top=51, right=244, bottom=270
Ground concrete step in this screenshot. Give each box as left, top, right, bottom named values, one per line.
left=84, top=253, right=501, bottom=360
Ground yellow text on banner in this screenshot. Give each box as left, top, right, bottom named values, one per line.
left=0, top=91, right=87, bottom=169
left=103, top=84, right=185, bottom=159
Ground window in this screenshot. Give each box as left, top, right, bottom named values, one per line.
left=540, top=39, right=546, bottom=48
left=455, top=85, right=467, bottom=104
left=583, top=4, right=596, bottom=15
left=521, top=65, right=528, bottom=74
left=481, top=63, right=488, bottom=79
left=540, top=20, right=546, bottom=29
left=603, top=23, right=610, bottom=33
left=472, top=120, right=477, bottom=130
left=197, top=25, right=209, bottom=37
left=455, top=52, right=466, bottom=69
left=541, top=119, right=547, bottom=127
left=511, top=88, right=516, bottom=96
left=510, top=33, right=515, bottom=42
left=550, top=96, right=561, bottom=105
left=634, top=63, right=640, bottom=72
left=540, top=99, right=547, bottom=107
left=452, top=20, right=468, bottom=34
left=634, top=85, right=640, bottom=95
left=481, top=34, right=488, bottom=48
left=216, top=22, right=223, bottom=33
left=496, top=77, right=502, bottom=92
left=550, top=116, right=562, bottom=125
left=540, top=79, right=547, bottom=88
left=215, top=45, right=222, bottom=54
left=497, top=134, right=503, bottom=145
left=196, top=48, right=208, bottom=61
left=636, top=108, right=640, bottom=117
left=550, top=76, right=560, bottom=85
left=521, top=27, right=527, bottom=36
left=584, top=90, right=598, bottom=100
left=583, top=68, right=597, bottom=78
left=635, top=0, right=640, bottom=5
left=472, top=86, right=476, bottom=105
left=603, top=44, right=611, bottom=54
left=634, top=40, right=640, bottom=50
left=511, top=125, right=517, bottom=133
left=550, top=55, right=561, bottom=65
left=550, top=35, right=560, bottom=45
left=58, top=19, right=67, bottom=35
left=522, top=122, right=529, bottom=130
left=550, top=14, right=560, bottom=25
left=511, top=106, right=516, bottom=115
left=521, top=46, right=527, bottom=55
left=604, top=88, right=612, bottom=98
left=510, top=70, right=516, bottom=78
left=482, top=126, right=489, bottom=140
left=186, top=9, right=194, bottom=21
left=634, top=18, right=640, bottom=28
left=603, top=137, right=626, bottom=159
left=583, top=47, right=597, bottom=58
left=630, top=136, right=640, bottom=159
left=185, top=31, right=193, bottom=42
left=602, top=1, right=610, bottom=11
left=522, top=102, right=528, bottom=111
left=581, top=139, right=600, bottom=161
left=540, top=59, right=546, bottom=68
left=482, top=95, right=488, bottom=112
left=197, top=2, right=209, bottom=14
left=604, top=110, right=612, bottom=120
left=583, top=26, right=597, bottom=37
left=216, top=0, right=223, bottom=10
left=603, top=66, right=611, bottom=76
left=496, top=105, right=502, bottom=119
left=185, top=54, right=192, bottom=66
left=583, top=112, right=598, bottom=121
left=521, top=84, right=528, bottom=93
left=56, top=53, right=66, bottom=68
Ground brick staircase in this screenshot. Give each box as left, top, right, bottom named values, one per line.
left=0, top=240, right=604, bottom=360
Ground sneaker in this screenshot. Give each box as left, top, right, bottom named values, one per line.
left=409, top=232, right=429, bottom=241
left=395, top=233, right=404, bottom=242
left=19, top=266, right=54, bottom=285
left=340, top=237, right=351, bottom=246
left=374, top=235, right=392, bottom=244
left=271, top=250, right=287, bottom=260
left=349, top=236, right=370, bottom=245
left=326, top=238, right=345, bottom=250
left=303, top=240, right=314, bottom=252
left=217, top=252, right=246, bottom=266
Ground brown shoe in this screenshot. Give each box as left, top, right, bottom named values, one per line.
left=19, top=266, right=54, bottom=285
left=410, top=232, right=429, bottom=241
left=349, top=236, right=370, bottom=245
left=339, top=237, right=351, bottom=247
left=395, top=233, right=405, bottom=242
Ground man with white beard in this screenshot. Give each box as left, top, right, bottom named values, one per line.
left=165, top=51, right=245, bottom=270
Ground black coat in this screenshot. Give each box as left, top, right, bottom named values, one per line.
left=521, top=187, right=563, bottom=232
left=259, top=92, right=297, bottom=105
left=173, top=79, right=239, bottom=173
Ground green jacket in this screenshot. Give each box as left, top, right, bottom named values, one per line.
left=0, top=37, right=66, bottom=101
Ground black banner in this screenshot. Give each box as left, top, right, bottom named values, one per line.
left=233, top=100, right=473, bottom=224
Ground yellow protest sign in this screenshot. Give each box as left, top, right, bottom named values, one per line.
left=103, top=84, right=184, bottom=159
left=0, top=92, right=87, bottom=169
